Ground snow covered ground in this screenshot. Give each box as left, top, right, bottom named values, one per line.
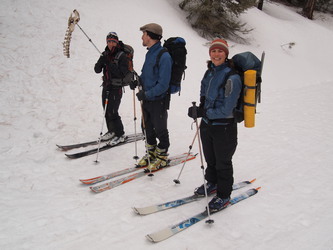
left=1, top=0, right=333, bottom=249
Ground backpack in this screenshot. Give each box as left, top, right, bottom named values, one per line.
left=155, top=37, right=187, bottom=95
left=112, top=43, right=135, bottom=87
left=224, top=51, right=265, bottom=123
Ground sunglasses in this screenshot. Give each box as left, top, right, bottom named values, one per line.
left=107, top=39, right=118, bottom=43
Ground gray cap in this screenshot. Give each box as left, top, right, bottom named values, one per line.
left=139, top=23, right=163, bottom=36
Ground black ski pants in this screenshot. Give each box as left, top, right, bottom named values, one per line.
left=102, top=87, right=124, bottom=137
left=141, top=98, right=169, bottom=151
left=200, top=121, right=238, bottom=199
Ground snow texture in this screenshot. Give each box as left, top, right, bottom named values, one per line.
left=1, top=0, right=333, bottom=249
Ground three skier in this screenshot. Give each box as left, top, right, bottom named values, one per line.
left=94, top=28, right=241, bottom=212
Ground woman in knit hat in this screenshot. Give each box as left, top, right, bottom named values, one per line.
left=188, top=38, right=242, bottom=212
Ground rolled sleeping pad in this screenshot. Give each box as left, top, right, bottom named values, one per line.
left=244, top=70, right=257, bottom=128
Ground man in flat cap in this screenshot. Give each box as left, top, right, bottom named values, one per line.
left=131, top=23, right=172, bottom=171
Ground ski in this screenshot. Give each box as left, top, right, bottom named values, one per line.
left=133, top=179, right=256, bottom=215
left=146, top=187, right=260, bottom=243
left=80, top=165, right=144, bottom=185
left=57, top=133, right=144, bottom=151
left=90, top=153, right=197, bottom=193
left=80, top=153, right=195, bottom=185
left=64, top=134, right=145, bottom=159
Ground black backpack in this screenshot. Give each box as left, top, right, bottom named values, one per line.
left=224, top=51, right=265, bottom=123
left=112, top=43, right=135, bottom=87
left=155, top=37, right=187, bottom=95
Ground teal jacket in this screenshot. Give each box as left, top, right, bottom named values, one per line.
left=200, top=62, right=242, bottom=121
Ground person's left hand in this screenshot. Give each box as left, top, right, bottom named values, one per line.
left=188, top=105, right=205, bottom=119
left=136, top=90, right=146, bottom=101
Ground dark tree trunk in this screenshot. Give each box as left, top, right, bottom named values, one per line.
left=258, top=0, right=264, bottom=10
left=303, top=0, right=316, bottom=20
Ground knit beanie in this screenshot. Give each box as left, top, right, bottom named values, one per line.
left=106, top=31, right=119, bottom=43
left=209, top=39, right=229, bottom=57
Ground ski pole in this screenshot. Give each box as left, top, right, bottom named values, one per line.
left=173, top=123, right=200, bottom=184
left=75, top=23, right=102, bottom=55
left=137, top=86, right=154, bottom=177
left=191, top=101, right=214, bottom=224
left=257, top=51, right=265, bottom=104
left=132, top=87, right=139, bottom=160
left=95, top=91, right=109, bottom=163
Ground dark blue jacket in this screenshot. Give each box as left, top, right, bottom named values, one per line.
left=140, top=42, right=172, bottom=101
left=200, top=62, right=242, bottom=122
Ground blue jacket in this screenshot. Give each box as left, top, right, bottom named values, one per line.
left=140, top=42, right=172, bottom=101
left=200, top=62, right=242, bottom=122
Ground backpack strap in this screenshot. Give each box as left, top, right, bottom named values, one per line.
left=221, top=68, right=238, bottom=89
left=154, top=47, right=171, bottom=105
left=113, top=51, right=125, bottom=66
left=154, top=48, right=168, bottom=69
left=109, top=51, right=126, bottom=86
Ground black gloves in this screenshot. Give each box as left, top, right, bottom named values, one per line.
left=99, top=55, right=108, bottom=66
left=129, top=80, right=138, bottom=90
left=136, top=90, right=146, bottom=101
left=98, top=51, right=109, bottom=66
left=188, top=105, right=205, bottom=119
left=94, top=54, right=108, bottom=73
left=188, top=98, right=206, bottom=119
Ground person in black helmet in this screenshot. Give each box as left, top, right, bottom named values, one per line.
left=94, top=32, right=129, bottom=145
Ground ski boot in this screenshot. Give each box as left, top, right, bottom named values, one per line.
left=208, top=196, right=230, bottom=212
left=109, top=134, right=127, bottom=146
left=194, top=182, right=217, bottom=197
left=101, top=132, right=115, bottom=141
left=137, top=144, right=156, bottom=168
left=147, top=147, right=168, bottom=171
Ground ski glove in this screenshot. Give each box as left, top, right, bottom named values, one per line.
left=99, top=54, right=108, bottom=66
left=129, top=80, right=138, bottom=90
left=188, top=105, right=205, bottom=119
left=136, top=90, right=146, bottom=101
left=94, top=55, right=108, bottom=73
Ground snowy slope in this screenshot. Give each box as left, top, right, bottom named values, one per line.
left=1, top=0, right=333, bottom=249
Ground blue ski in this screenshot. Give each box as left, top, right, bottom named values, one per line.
left=133, top=179, right=256, bottom=215
left=146, top=187, right=260, bottom=243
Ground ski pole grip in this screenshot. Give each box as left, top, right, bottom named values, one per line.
left=192, top=101, right=197, bottom=119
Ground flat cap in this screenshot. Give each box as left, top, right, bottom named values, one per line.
left=140, top=23, right=163, bottom=36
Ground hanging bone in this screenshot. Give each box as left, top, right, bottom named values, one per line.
left=63, top=9, right=80, bottom=58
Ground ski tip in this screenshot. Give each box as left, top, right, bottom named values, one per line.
left=132, top=207, right=140, bottom=214
left=65, top=154, right=73, bottom=159
left=255, top=187, right=261, bottom=191
left=145, top=234, right=157, bottom=243
left=250, top=178, right=257, bottom=183
left=57, top=146, right=66, bottom=151
left=79, top=180, right=91, bottom=185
